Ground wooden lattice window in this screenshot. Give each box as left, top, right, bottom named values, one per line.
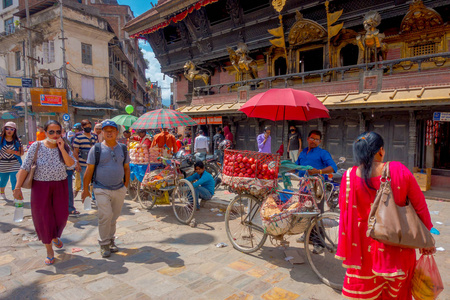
left=413, top=43, right=436, bottom=57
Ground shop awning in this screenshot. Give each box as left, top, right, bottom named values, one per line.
left=318, top=86, right=450, bottom=109
left=71, top=104, right=118, bottom=111
left=177, top=102, right=245, bottom=115
left=0, top=111, right=19, bottom=119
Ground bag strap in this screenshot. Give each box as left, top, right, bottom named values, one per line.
left=92, top=143, right=101, bottom=183
left=32, top=142, right=41, bottom=165
left=380, top=161, right=390, bottom=181
left=120, top=143, right=127, bottom=166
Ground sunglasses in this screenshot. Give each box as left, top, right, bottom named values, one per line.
left=48, top=130, right=62, bottom=135
left=5, top=127, right=15, bottom=131
left=309, top=137, right=321, bottom=142
left=111, top=151, right=117, bottom=162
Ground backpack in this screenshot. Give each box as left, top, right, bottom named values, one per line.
left=92, top=142, right=128, bottom=183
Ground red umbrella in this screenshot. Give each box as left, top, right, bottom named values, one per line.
left=239, top=88, right=330, bottom=121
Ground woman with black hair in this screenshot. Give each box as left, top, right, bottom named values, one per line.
left=0, top=122, right=23, bottom=200
left=13, top=120, right=75, bottom=265
left=336, top=131, right=435, bottom=299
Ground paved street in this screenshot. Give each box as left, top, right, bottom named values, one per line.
left=0, top=184, right=448, bottom=300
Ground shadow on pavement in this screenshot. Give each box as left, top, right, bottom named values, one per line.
left=1, top=282, right=41, bottom=299
left=160, top=232, right=216, bottom=245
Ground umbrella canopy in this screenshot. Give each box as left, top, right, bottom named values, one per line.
left=239, top=88, right=330, bottom=121
left=131, top=108, right=197, bottom=129
left=110, top=114, right=139, bottom=128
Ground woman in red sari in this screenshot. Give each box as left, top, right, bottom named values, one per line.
left=336, top=132, right=435, bottom=299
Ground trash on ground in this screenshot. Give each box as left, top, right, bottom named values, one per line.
left=284, top=249, right=305, bottom=265
left=285, top=256, right=294, bottom=261
left=22, top=234, right=38, bottom=241
left=430, top=211, right=440, bottom=215
left=71, top=248, right=83, bottom=253
left=133, top=209, right=140, bottom=213
left=430, top=228, right=440, bottom=235
left=210, top=208, right=219, bottom=212
left=189, top=218, right=197, bottom=228
left=436, top=247, right=445, bottom=252
left=435, top=221, right=443, bottom=225
left=216, top=242, right=228, bottom=248
left=216, top=213, right=223, bottom=216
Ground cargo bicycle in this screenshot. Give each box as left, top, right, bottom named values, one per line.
left=224, top=171, right=344, bottom=290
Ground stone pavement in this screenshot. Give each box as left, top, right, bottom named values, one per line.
left=0, top=184, right=448, bottom=300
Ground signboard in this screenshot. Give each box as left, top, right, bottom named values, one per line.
left=433, top=112, right=450, bottom=122
left=207, top=116, right=222, bottom=124
left=62, top=113, right=70, bottom=121
left=40, top=94, right=62, bottom=106
left=6, top=77, right=22, bottom=88
left=5, top=77, right=33, bottom=88
left=22, top=78, right=33, bottom=88
left=192, top=117, right=206, bottom=125
left=30, top=88, right=68, bottom=113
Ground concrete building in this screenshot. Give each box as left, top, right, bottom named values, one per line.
left=124, top=0, right=450, bottom=190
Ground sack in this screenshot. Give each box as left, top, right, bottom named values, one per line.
left=22, top=142, right=40, bottom=189
left=366, top=162, right=435, bottom=249
left=412, top=255, right=444, bottom=300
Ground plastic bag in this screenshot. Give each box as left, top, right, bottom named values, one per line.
left=411, top=255, right=444, bottom=300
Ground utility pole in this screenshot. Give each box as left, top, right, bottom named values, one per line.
left=23, top=0, right=32, bottom=144
left=59, top=0, right=67, bottom=89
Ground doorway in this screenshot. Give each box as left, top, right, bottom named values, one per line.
left=299, top=47, right=324, bottom=72
left=434, top=122, right=450, bottom=169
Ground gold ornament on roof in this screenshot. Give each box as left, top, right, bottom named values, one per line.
left=272, top=0, right=286, bottom=13
left=183, top=61, right=210, bottom=85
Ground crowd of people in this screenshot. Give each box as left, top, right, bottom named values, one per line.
left=0, top=119, right=438, bottom=298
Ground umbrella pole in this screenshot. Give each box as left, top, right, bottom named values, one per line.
left=281, top=108, right=285, bottom=158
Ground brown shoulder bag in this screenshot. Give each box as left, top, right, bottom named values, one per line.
left=22, top=142, right=41, bottom=189
left=366, top=162, right=435, bottom=249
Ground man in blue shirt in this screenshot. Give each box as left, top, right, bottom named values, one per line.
left=186, top=161, right=215, bottom=209
left=295, top=130, right=337, bottom=254
left=296, top=130, right=337, bottom=176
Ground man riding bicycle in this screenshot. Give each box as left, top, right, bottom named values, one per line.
left=295, top=130, right=337, bottom=254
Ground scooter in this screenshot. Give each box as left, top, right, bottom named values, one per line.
left=177, top=149, right=222, bottom=188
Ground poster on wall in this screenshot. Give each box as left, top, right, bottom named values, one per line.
left=30, top=88, right=68, bottom=113
left=207, top=116, right=222, bottom=124
left=192, top=117, right=206, bottom=125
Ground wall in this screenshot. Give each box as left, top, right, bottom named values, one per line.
left=0, top=0, right=19, bottom=33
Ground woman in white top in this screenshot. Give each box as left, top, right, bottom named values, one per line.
left=14, top=120, right=75, bottom=265
left=0, top=122, right=23, bottom=200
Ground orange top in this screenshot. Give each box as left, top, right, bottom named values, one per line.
left=151, top=132, right=178, bottom=153
left=36, top=131, right=46, bottom=141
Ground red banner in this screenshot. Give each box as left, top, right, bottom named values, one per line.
left=193, top=117, right=206, bottom=125
left=207, top=116, right=222, bottom=124
left=40, top=94, right=62, bottom=106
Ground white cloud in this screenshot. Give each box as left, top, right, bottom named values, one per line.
left=141, top=46, right=173, bottom=106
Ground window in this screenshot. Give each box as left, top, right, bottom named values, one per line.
left=4, top=18, right=14, bottom=35
left=81, top=43, right=92, bottom=65
left=340, top=44, right=359, bottom=66
left=274, top=57, right=287, bottom=76
left=205, top=1, right=230, bottom=26
left=298, top=47, right=324, bottom=72
left=15, top=51, right=21, bottom=71
left=163, top=25, right=181, bottom=44
left=3, top=0, right=13, bottom=9
left=413, top=43, right=436, bottom=56
left=241, top=0, right=270, bottom=14
left=43, top=41, right=55, bottom=64
left=81, top=76, right=95, bottom=100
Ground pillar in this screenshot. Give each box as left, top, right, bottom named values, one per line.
left=408, top=110, right=416, bottom=170
left=359, top=112, right=365, bottom=134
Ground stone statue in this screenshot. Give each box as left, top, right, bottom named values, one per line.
left=356, top=11, right=388, bottom=64
left=227, top=43, right=258, bottom=80
left=183, top=61, right=210, bottom=85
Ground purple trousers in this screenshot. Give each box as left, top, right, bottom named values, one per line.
left=31, top=179, right=69, bottom=244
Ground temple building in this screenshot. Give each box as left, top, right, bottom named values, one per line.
left=124, top=0, right=450, bottom=190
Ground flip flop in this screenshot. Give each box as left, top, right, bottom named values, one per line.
left=52, top=238, right=63, bottom=249
left=45, top=257, right=55, bottom=265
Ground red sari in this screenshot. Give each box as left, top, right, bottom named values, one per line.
left=336, top=161, right=433, bottom=299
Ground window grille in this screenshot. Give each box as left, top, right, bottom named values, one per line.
left=413, top=43, right=436, bottom=57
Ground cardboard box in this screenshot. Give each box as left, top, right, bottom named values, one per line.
left=413, top=167, right=431, bottom=192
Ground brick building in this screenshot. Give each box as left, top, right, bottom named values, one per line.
left=124, top=0, right=450, bottom=189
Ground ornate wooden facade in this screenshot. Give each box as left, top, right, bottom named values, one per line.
left=125, top=0, right=450, bottom=186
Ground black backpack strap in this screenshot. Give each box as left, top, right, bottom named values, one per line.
left=92, top=143, right=102, bottom=183
left=120, top=143, right=127, bottom=165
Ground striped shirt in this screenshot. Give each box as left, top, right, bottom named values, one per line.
left=73, top=133, right=97, bottom=166
left=0, top=140, right=22, bottom=173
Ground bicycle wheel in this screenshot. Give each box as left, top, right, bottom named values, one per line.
left=172, top=179, right=196, bottom=224
left=137, top=183, right=158, bottom=210
left=127, top=178, right=139, bottom=201
left=205, top=162, right=219, bottom=179
left=225, top=194, right=268, bottom=253
left=304, top=211, right=344, bottom=290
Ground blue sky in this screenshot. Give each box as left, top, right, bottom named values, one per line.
left=118, top=0, right=172, bottom=106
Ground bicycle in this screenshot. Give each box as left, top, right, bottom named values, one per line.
left=137, top=158, right=197, bottom=224
left=224, top=171, right=344, bottom=290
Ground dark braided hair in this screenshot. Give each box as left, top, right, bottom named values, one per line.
left=353, top=131, right=384, bottom=189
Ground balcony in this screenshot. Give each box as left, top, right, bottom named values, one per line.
left=193, top=52, right=450, bottom=102
left=109, top=65, right=131, bottom=91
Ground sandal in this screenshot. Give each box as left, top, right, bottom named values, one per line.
left=52, top=238, right=63, bottom=249
left=45, top=257, right=55, bottom=265
left=69, top=210, right=80, bottom=216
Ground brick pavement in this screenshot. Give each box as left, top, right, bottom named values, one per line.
left=0, top=185, right=448, bottom=299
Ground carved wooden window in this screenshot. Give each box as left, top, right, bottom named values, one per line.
left=340, top=44, right=359, bottom=67
left=412, top=43, right=436, bottom=57
left=274, top=57, right=287, bottom=76
left=242, top=0, right=270, bottom=14
left=297, top=47, right=324, bottom=73
left=163, top=25, right=181, bottom=44
left=205, top=0, right=230, bottom=26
